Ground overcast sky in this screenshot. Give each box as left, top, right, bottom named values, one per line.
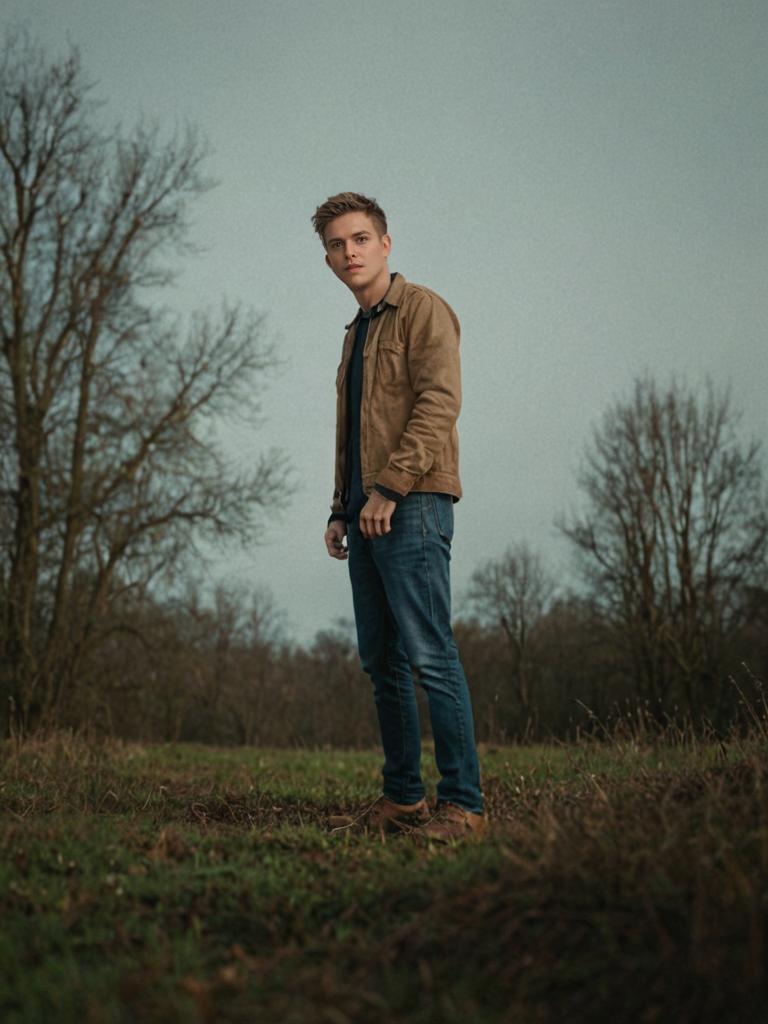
left=5, top=0, right=768, bottom=644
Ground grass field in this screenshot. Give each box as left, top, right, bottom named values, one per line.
left=1, top=730, right=766, bottom=1023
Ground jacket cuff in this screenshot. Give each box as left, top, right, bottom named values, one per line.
left=373, top=483, right=405, bottom=503
left=327, top=512, right=347, bottom=526
left=374, top=465, right=419, bottom=498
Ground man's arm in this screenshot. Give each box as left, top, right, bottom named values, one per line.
left=373, top=290, right=461, bottom=498
left=358, top=291, right=459, bottom=540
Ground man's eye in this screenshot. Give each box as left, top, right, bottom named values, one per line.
left=356, top=236, right=369, bottom=243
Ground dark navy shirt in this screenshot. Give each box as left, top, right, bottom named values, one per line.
left=344, top=309, right=373, bottom=521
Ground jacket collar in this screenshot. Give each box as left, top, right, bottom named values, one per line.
left=344, top=272, right=405, bottom=330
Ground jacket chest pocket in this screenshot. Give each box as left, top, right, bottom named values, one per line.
left=375, top=336, right=409, bottom=388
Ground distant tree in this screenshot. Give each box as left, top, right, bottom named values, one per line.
left=0, top=32, right=287, bottom=735
left=465, top=542, right=556, bottom=717
left=206, top=584, right=287, bottom=747
left=453, top=618, right=516, bottom=743
left=290, top=623, right=378, bottom=747
left=77, top=581, right=287, bottom=744
left=560, top=376, right=768, bottom=722
left=532, top=594, right=631, bottom=736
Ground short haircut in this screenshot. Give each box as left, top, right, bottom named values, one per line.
left=312, top=192, right=388, bottom=246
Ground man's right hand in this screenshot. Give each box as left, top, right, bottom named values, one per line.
left=324, top=520, right=348, bottom=560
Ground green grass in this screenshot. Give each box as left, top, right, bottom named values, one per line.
left=1, top=732, right=766, bottom=1023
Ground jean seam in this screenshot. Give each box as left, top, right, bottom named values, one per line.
left=385, top=640, right=409, bottom=804
left=447, top=653, right=467, bottom=760
left=419, top=497, right=435, bottom=624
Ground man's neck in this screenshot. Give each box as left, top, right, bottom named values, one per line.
left=350, top=267, right=392, bottom=313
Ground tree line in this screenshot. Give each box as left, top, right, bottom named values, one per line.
left=2, top=34, right=766, bottom=741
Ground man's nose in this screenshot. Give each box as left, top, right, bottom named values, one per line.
left=345, top=241, right=357, bottom=259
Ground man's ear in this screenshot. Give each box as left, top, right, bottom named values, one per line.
left=325, top=253, right=331, bottom=268
left=382, top=234, right=392, bottom=256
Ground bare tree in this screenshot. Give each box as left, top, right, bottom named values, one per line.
left=208, top=584, right=287, bottom=746
left=0, top=33, right=287, bottom=734
left=465, top=542, right=555, bottom=716
left=291, top=624, right=378, bottom=747
left=560, top=375, right=768, bottom=721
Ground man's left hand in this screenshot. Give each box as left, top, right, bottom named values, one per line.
left=359, top=491, right=397, bottom=539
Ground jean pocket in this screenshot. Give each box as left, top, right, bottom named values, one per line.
left=431, top=495, right=454, bottom=542
left=378, top=493, right=424, bottom=537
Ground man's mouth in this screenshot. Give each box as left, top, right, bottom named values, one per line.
left=346, top=264, right=363, bottom=272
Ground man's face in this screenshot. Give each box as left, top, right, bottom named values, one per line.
left=324, top=212, right=391, bottom=293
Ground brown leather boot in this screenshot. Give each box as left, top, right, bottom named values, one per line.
left=416, top=801, right=488, bottom=843
left=328, top=795, right=431, bottom=836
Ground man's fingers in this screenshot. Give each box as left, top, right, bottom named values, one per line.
left=325, top=527, right=348, bottom=558
left=359, top=511, right=393, bottom=538
left=361, top=514, right=381, bottom=538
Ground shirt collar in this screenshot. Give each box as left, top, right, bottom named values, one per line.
left=345, top=272, right=404, bottom=330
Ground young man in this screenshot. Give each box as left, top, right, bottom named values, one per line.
left=313, top=192, right=485, bottom=842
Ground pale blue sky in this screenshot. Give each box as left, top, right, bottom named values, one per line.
left=5, top=0, right=768, bottom=643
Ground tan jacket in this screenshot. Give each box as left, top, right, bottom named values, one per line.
left=331, top=272, right=462, bottom=518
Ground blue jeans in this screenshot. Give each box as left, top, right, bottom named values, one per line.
left=347, top=492, right=484, bottom=814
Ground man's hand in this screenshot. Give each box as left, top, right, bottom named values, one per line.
left=359, top=490, right=397, bottom=539
left=325, top=519, right=348, bottom=560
